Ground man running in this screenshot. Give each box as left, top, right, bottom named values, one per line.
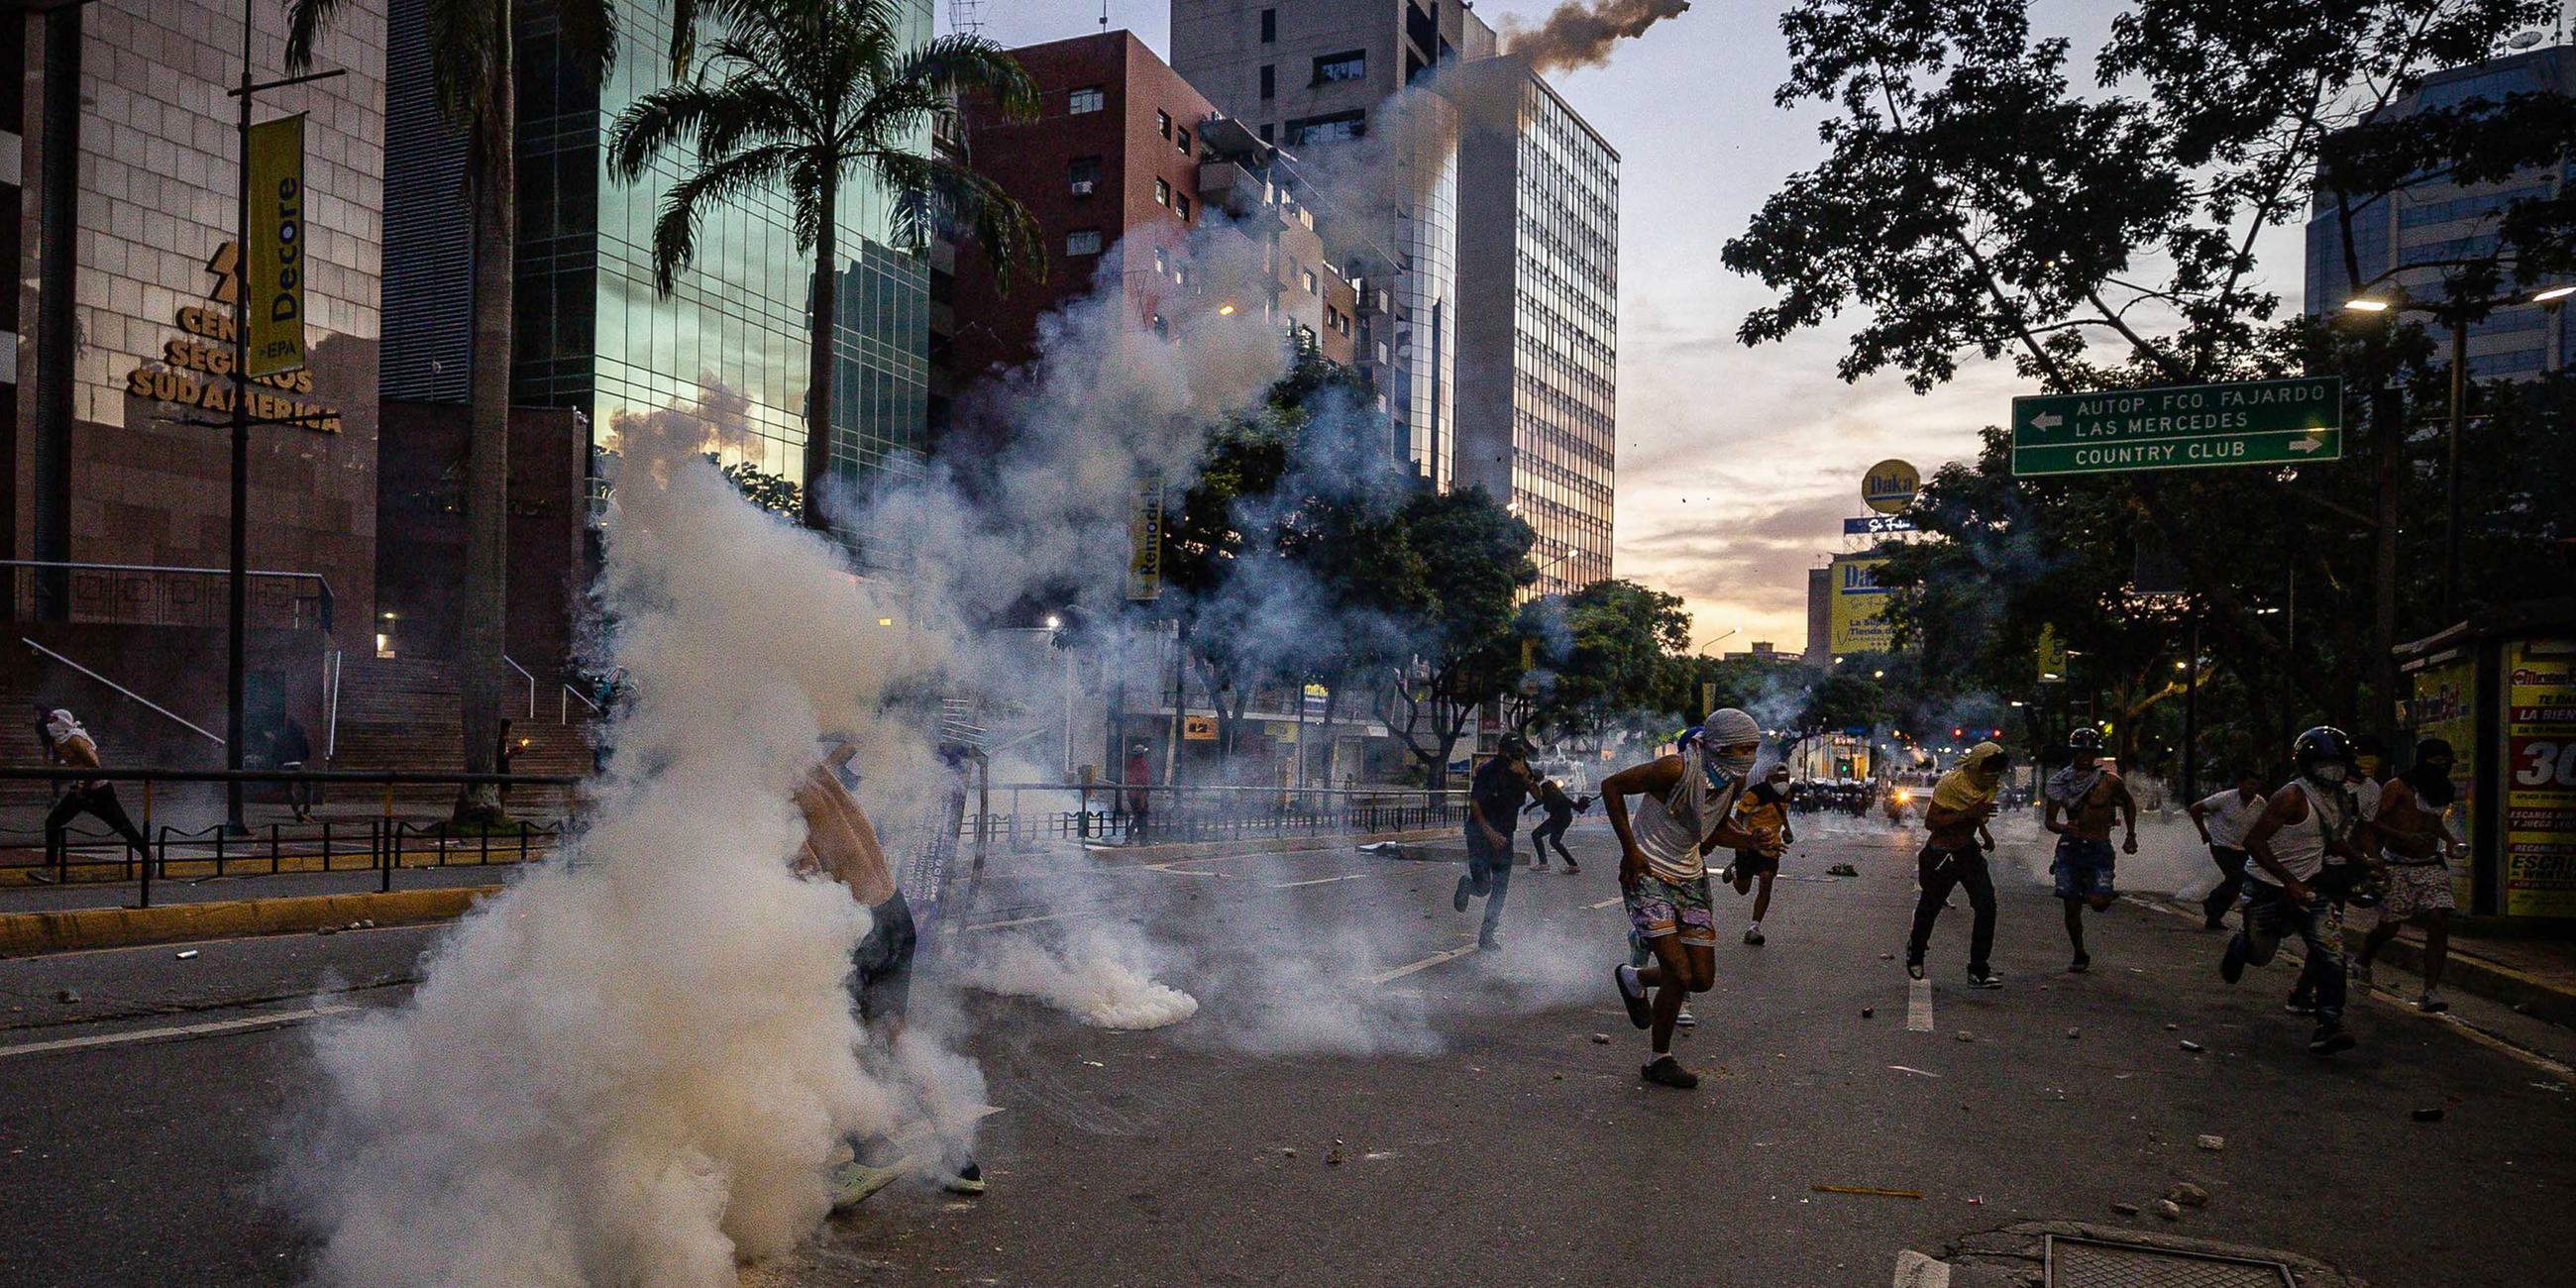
left=1602, top=708, right=1777, bottom=1090
left=2188, top=767, right=2268, bottom=929
left=2222, top=727, right=2364, bottom=1056
left=2355, top=738, right=2460, bottom=1013
left=35, top=707, right=152, bottom=881
left=1723, top=764, right=1796, bottom=945
left=1453, top=732, right=1536, bottom=950
left=1907, top=742, right=2007, bottom=988
left=1523, top=777, right=1593, bottom=872
left=796, top=741, right=986, bottom=1203
left=2042, top=727, right=2137, bottom=972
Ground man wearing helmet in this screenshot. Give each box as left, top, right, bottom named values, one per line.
left=2224, top=726, right=2366, bottom=1056
left=2043, top=727, right=2138, bottom=972
left=1600, top=708, right=1781, bottom=1089
left=1453, top=731, right=1537, bottom=950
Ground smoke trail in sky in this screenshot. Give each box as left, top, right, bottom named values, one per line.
left=1504, top=0, right=1693, bottom=74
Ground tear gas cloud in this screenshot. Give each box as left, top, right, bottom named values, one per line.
left=1504, top=0, right=1694, bottom=74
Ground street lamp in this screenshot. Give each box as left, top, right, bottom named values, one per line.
left=1696, top=626, right=1739, bottom=658
left=2343, top=282, right=2571, bottom=615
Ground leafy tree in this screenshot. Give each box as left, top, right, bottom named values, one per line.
left=606, top=0, right=1044, bottom=532
left=1518, top=580, right=1691, bottom=751
left=709, top=454, right=803, bottom=515
left=287, top=0, right=614, bottom=822
left=1726, top=0, right=2573, bottom=741
left=1376, top=486, right=1537, bottom=788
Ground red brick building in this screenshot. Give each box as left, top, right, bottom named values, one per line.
left=950, top=31, right=1358, bottom=388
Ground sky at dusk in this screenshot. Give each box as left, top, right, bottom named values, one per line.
left=977, top=1, right=2313, bottom=655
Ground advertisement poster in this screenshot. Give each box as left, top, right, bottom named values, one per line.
left=2408, top=656, right=2479, bottom=910
left=2500, top=638, right=2576, bottom=917
left=244, top=114, right=307, bottom=377
left=1828, top=555, right=1893, bottom=654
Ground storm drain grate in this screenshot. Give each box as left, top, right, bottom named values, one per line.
left=2045, top=1235, right=2297, bottom=1288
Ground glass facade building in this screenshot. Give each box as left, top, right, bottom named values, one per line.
left=2303, top=46, right=2572, bottom=380
left=1456, top=60, right=1617, bottom=596
left=384, top=0, right=933, bottom=525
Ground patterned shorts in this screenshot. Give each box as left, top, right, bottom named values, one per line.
left=1626, top=870, right=1717, bottom=947
left=2375, top=863, right=2457, bottom=923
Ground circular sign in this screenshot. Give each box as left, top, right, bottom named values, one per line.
left=1863, top=459, right=1920, bottom=515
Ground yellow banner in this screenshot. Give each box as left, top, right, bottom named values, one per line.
left=1127, top=474, right=1165, bottom=601
left=1827, top=555, right=1892, bottom=654
left=2037, top=623, right=2069, bottom=683
left=244, top=114, right=307, bottom=377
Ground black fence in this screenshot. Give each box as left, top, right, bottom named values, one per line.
left=976, top=783, right=1469, bottom=849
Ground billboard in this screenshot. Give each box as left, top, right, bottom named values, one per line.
left=1828, top=555, right=1894, bottom=654
left=2500, top=638, right=2576, bottom=917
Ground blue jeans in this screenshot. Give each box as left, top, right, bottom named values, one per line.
left=2241, top=881, right=2346, bottom=1022
left=1463, top=827, right=1514, bottom=940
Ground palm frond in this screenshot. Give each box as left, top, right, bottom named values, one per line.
left=605, top=81, right=730, bottom=183
left=555, top=0, right=621, bottom=82
left=871, top=150, right=1046, bottom=291
left=647, top=144, right=801, bottom=293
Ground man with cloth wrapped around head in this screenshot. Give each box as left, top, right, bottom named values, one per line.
left=1906, top=742, right=2009, bottom=989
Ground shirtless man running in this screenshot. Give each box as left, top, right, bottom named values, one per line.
left=2042, top=727, right=2137, bottom=973
left=1601, top=708, right=1779, bottom=1090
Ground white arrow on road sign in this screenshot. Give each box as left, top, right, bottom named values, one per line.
left=2031, top=412, right=2063, bottom=430
left=2288, top=437, right=2323, bottom=454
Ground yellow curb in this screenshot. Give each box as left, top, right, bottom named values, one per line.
left=0, top=886, right=501, bottom=956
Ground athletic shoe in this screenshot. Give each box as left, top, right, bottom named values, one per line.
left=2068, top=954, right=2092, bottom=974
left=940, top=1161, right=988, bottom=1196
left=1615, top=965, right=1653, bottom=1029
left=1453, top=875, right=1472, bottom=912
left=2415, top=989, right=2449, bottom=1014
left=1531, top=858, right=1549, bottom=870
left=830, top=1160, right=902, bottom=1210
left=1477, top=933, right=1501, bottom=952
left=2220, top=933, right=2249, bottom=984
left=1743, top=925, right=1766, bottom=946
left=1640, top=1056, right=1700, bottom=1089
left=2308, top=1022, right=2356, bottom=1056
left=1719, top=865, right=1737, bottom=885
left=1675, top=1007, right=1697, bottom=1028
left=2284, top=996, right=2317, bottom=1016
left=1968, top=968, right=2004, bottom=990
left=1905, top=957, right=1926, bottom=982
left=1562, top=861, right=1581, bottom=875
left=2352, top=962, right=2375, bottom=992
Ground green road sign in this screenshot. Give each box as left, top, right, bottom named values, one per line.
left=2011, top=376, right=2342, bottom=477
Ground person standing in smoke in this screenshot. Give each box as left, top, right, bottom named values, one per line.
left=2353, top=738, right=2461, bottom=1013
left=2042, top=727, right=2136, bottom=973
left=1600, top=708, right=1778, bottom=1090
left=1454, top=732, right=1536, bottom=949
left=2222, top=726, right=2365, bottom=1055
left=1123, top=741, right=1154, bottom=844
left=34, top=707, right=152, bottom=882
left=1907, top=742, right=2007, bottom=988
left=1523, top=776, right=1593, bottom=872
left=1722, top=763, right=1797, bottom=945
left=795, top=740, right=987, bottom=1202
left=2188, top=767, right=2267, bottom=929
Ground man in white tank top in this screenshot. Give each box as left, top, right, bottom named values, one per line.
left=1600, top=708, right=1781, bottom=1090
left=2224, top=726, right=2366, bottom=1057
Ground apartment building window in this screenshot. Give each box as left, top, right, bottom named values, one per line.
left=1176, top=127, right=1192, bottom=155
left=1068, top=86, right=1104, bottom=114
left=1154, top=176, right=1171, bottom=206
left=1068, top=155, right=1103, bottom=195
left=1259, top=64, right=1275, bottom=99
left=1174, top=194, right=1192, bottom=222
left=1315, top=51, right=1366, bottom=84
left=1066, top=228, right=1103, bottom=256
left=1260, top=7, right=1275, bottom=42
left=1301, top=268, right=1318, bottom=293
left=1286, top=110, right=1366, bottom=146
left=1156, top=109, right=1172, bottom=138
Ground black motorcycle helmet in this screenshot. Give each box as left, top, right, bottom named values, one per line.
left=1496, top=731, right=1533, bottom=761
left=2293, top=725, right=2353, bottom=780
left=2067, top=727, right=2103, bottom=754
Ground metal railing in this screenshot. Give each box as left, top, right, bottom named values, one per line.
left=4, top=560, right=334, bottom=634
left=501, top=655, right=538, bottom=718
left=22, top=638, right=227, bottom=745
left=974, top=782, right=1468, bottom=849
left=0, top=767, right=579, bottom=908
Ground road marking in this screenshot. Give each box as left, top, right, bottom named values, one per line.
left=0, top=1004, right=359, bottom=1059
left=1589, top=897, right=1622, bottom=910
left=1364, top=942, right=1481, bottom=986
left=1907, top=975, right=1934, bottom=1032
left=1270, top=873, right=1369, bottom=889
left=959, top=911, right=1088, bottom=932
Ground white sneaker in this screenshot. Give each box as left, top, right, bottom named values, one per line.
left=2416, top=988, right=2449, bottom=1014
left=1675, top=1007, right=1697, bottom=1028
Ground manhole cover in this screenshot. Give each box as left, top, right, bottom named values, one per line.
left=2046, top=1235, right=2296, bottom=1288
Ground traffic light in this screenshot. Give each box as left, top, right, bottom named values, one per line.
left=1952, top=726, right=1963, bottom=738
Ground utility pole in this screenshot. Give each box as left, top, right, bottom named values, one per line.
left=2442, top=313, right=2467, bottom=619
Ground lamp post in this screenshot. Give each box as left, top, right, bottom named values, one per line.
left=2343, top=283, right=2570, bottom=618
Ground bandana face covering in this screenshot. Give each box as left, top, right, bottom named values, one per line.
left=2312, top=763, right=2349, bottom=785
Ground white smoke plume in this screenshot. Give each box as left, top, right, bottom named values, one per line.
left=283, top=430, right=956, bottom=1286
left=1503, top=0, right=1694, bottom=74
left=973, top=926, right=1201, bottom=1030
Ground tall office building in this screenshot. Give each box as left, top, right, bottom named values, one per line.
left=1171, top=0, right=1497, bottom=489
left=1453, top=55, right=1616, bottom=596
left=2305, top=44, right=2573, bottom=378
left=382, top=0, right=936, bottom=524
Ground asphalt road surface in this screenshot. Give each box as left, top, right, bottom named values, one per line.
left=5, top=817, right=2570, bottom=1287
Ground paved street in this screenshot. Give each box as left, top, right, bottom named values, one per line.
left=6, top=818, right=2572, bottom=1287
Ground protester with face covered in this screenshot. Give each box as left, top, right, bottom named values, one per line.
left=1723, top=763, right=1796, bottom=945
left=33, top=707, right=152, bottom=881
left=1454, top=732, right=1537, bottom=950
left=1908, top=742, right=2009, bottom=988
left=2224, top=726, right=2365, bottom=1056
left=2354, top=738, right=2462, bottom=1013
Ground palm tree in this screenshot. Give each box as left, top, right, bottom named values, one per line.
left=607, top=0, right=1043, bottom=533
left=286, top=0, right=614, bottom=822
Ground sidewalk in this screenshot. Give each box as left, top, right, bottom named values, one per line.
left=2371, top=918, right=2576, bottom=1028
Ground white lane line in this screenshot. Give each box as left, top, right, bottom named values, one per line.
left=1907, top=975, right=1935, bottom=1032
left=0, top=1004, right=359, bottom=1059
left=959, top=911, right=1089, bottom=932
left=1364, top=942, right=1482, bottom=986
left=1589, top=897, right=1622, bottom=910
left=1271, top=873, right=1370, bottom=889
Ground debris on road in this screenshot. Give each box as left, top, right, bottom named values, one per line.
left=55, top=989, right=78, bottom=1004
left=1826, top=863, right=1860, bottom=877
left=2166, top=1182, right=2209, bottom=1208
left=2165, top=1022, right=2181, bottom=1031
left=173, top=949, right=199, bottom=960
left=1955, top=1030, right=1975, bottom=1042
left=1878, top=952, right=1895, bottom=960
left=1282, top=1147, right=1297, bottom=1159
left=2180, top=1039, right=2206, bottom=1052
left=2412, top=1108, right=2445, bottom=1123
left=2110, top=1201, right=2142, bottom=1217
left=2065, top=1026, right=2081, bottom=1039
left=1812, top=1184, right=1921, bottom=1199
left=2154, top=1199, right=2184, bottom=1221
left=1888, top=1065, right=1941, bottom=1078
left=1326, top=1141, right=1345, bottom=1166
left=1862, top=1007, right=1875, bottom=1019
left=2196, top=1134, right=2226, bottom=1151
left=1590, top=1032, right=1611, bottom=1044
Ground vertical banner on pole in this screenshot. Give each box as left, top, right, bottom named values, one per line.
left=1127, top=473, right=1165, bottom=601
left=244, top=113, right=307, bottom=377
